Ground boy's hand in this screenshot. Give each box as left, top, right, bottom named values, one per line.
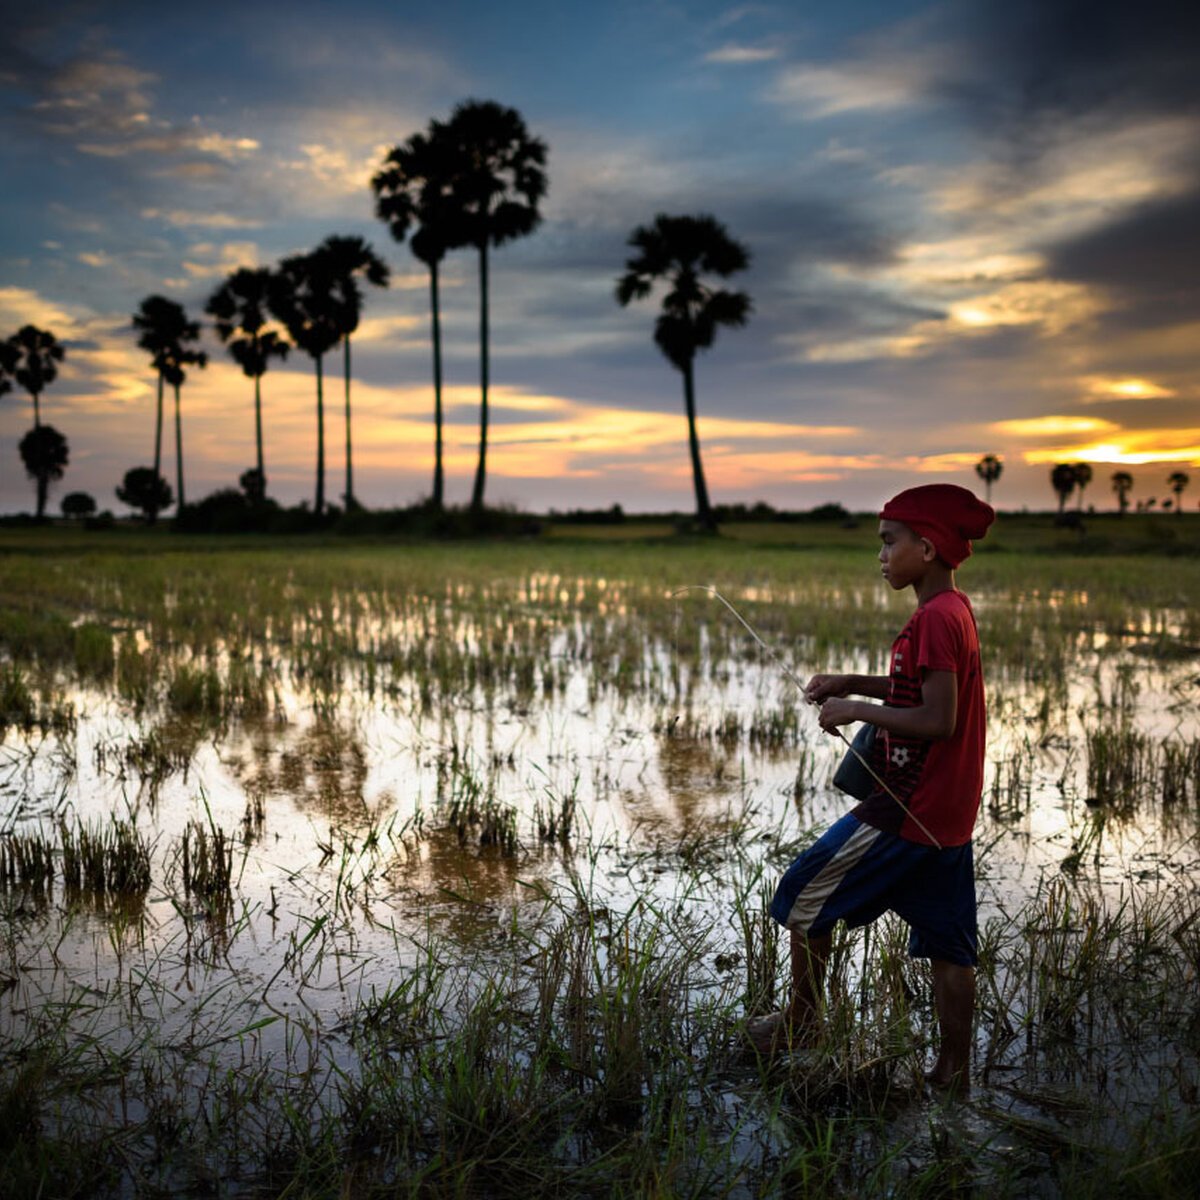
left=818, top=697, right=859, bottom=732
left=805, top=674, right=849, bottom=704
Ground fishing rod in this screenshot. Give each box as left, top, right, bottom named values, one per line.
left=670, top=585, right=943, bottom=849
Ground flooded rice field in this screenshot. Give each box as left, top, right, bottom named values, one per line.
left=1, top=535, right=1199, bottom=1196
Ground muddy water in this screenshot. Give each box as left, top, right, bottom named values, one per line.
left=2, top=581, right=1199, bottom=1104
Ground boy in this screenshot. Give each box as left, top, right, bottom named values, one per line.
left=749, top=483, right=995, bottom=1094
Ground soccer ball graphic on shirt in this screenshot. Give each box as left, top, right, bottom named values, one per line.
left=891, top=745, right=911, bottom=768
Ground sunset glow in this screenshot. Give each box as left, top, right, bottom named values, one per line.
left=2, top=2, right=1197, bottom=513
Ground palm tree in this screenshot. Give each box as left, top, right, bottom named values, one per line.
left=19, top=424, right=68, bottom=518
left=617, top=214, right=752, bottom=532
left=1111, top=470, right=1134, bottom=515
left=0, top=340, right=15, bottom=466
left=206, top=268, right=290, bottom=493
left=133, top=296, right=193, bottom=521
left=163, top=341, right=207, bottom=509
left=268, top=249, right=343, bottom=515
left=974, top=454, right=1003, bottom=504
left=1167, top=470, right=1189, bottom=516
left=0, top=339, right=16, bottom=404
left=1050, top=463, right=1077, bottom=515
left=1072, top=461, right=1093, bottom=511
left=315, top=235, right=390, bottom=510
left=440, top=99, right=548, bottom=512
left=372, top=126, right=462, bottom=510
left=8, top=325, right=65, bottom=428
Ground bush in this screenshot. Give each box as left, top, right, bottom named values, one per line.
left=61, top=491, right=96, bottom=519
left=116, top=468, right=172, bottom=521
left=173, top=488, right=280, bottom=534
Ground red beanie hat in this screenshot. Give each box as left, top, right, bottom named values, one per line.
left=879, top=483, right=994, bottom=568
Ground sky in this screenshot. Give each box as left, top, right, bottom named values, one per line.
left=1, top=0, right=1197, bottom=516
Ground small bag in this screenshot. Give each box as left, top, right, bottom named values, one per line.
left=832, top=723, right=878, bottom=801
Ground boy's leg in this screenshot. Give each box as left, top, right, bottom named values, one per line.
left=747, top=929, right=831, bottom=1054
left=753, top=815, right=901, bottom=1055
left=787, top=928, right=831, bottom=1028
left=929, top=959, right=974, bottom=1092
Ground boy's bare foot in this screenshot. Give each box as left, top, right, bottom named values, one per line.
left=924, top=1067, right=970, bottom=1098
left=746, top=1010, right=818, bottom=1057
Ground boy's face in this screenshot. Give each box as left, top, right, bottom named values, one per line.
left=877, top=518, right=935, bottom=590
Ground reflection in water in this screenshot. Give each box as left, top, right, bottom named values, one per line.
left=2, top=566, right=1199, bottom=1192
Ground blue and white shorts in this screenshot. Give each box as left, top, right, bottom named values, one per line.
left=770, top=814, right=977, bottom=967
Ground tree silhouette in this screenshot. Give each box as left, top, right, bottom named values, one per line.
left=1072, top=461, right=1093, bottom=511
left=0, top=340, right=15, bottom=469
left=440, top=99, right=548, bottom=512
left=0, top=339, right=16, bottom=405
left=1167, top=470, right=1189, bottom=516
left=117, top=467, right=172, bottom=520
left=974, top=454, right=1003, bottom=504
left=617, top=214, right=752, bottom=532
left=206, top=268, right=290, bottom=494
left=133, top=296, right=195, bottom=521
left=19, top=424, right=68, bottom=518
left=163, top=338, right=207, bottom=510
left=1050, top=463, right=1078, bottom=515
left=8, top=325, right=65, bottom=428
left=269, top=249, right=343, bottom=515
left=1111, top=470, right=1134, bottom=516
left=61, top=491, right=96, bottom=519
left=315, top=235, right=390, bottom=510
left=372, top=126, right=462, bottom=510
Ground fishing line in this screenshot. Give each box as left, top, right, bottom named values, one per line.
left=670, top=584, right=943, bottom=849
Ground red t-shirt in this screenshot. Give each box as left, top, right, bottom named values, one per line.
left=852, top=589, right=985, bottom=847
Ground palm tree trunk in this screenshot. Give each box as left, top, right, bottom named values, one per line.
left=151, top=372, right=164, bottom=524
left=254, top=372, right=265, bottom=483
left=470, top=241, right=490, bottom=513
left=174, top=382, right=185, bottom=509
left=315, top=355, right=325, bottom=516
left=32, top=391, right=41, bottom=430
left=35, top=470, right=47, bottom=520
left=430, top=261, right=444, bottom=511
left=682, top=358, right=715, bottom=531
left=343, top=335, right=354, bottom=508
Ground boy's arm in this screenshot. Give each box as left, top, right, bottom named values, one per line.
left=805, top=673, right=889, bottom=702
left=818, top=670, right=958, bottom=740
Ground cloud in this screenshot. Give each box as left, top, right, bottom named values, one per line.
left=140, top=209, right=264, bottom=230
left=1081, top=377, right=1176, bottom=402
left=992, top=416, right=1120, bottom=439
left=173, top=241, right=261, bottom=281
left=77, top=251, right=117, bottom=270
left=951, top=0, right=1200, bottom=131
left=0, top=286, right=81, bottom=333
left=704, top=44, right=781, bottom=65
left=13, top=47, right=260, bottom=171
left=1046, top=190, right=1200, bottom=327
left=767, top=63, right=924, bottom=117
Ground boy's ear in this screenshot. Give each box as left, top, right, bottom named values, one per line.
left=919, top=537, right=937, bottom=562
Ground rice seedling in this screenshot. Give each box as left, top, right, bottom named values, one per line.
left=531, top=766, right=579, bottom=845
left=0, top=666, right=37, bottom=735
left=58, top=814, right=152, bottom=905
left=1161, top=738, right=1200, bottom=808
left=71, top=623, right=115, bottom=682
left=0, top=828, right=56, bottom=899
left=440, top=748, right=519, bottom=855
left=178, top=815, right=233, bottom=913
